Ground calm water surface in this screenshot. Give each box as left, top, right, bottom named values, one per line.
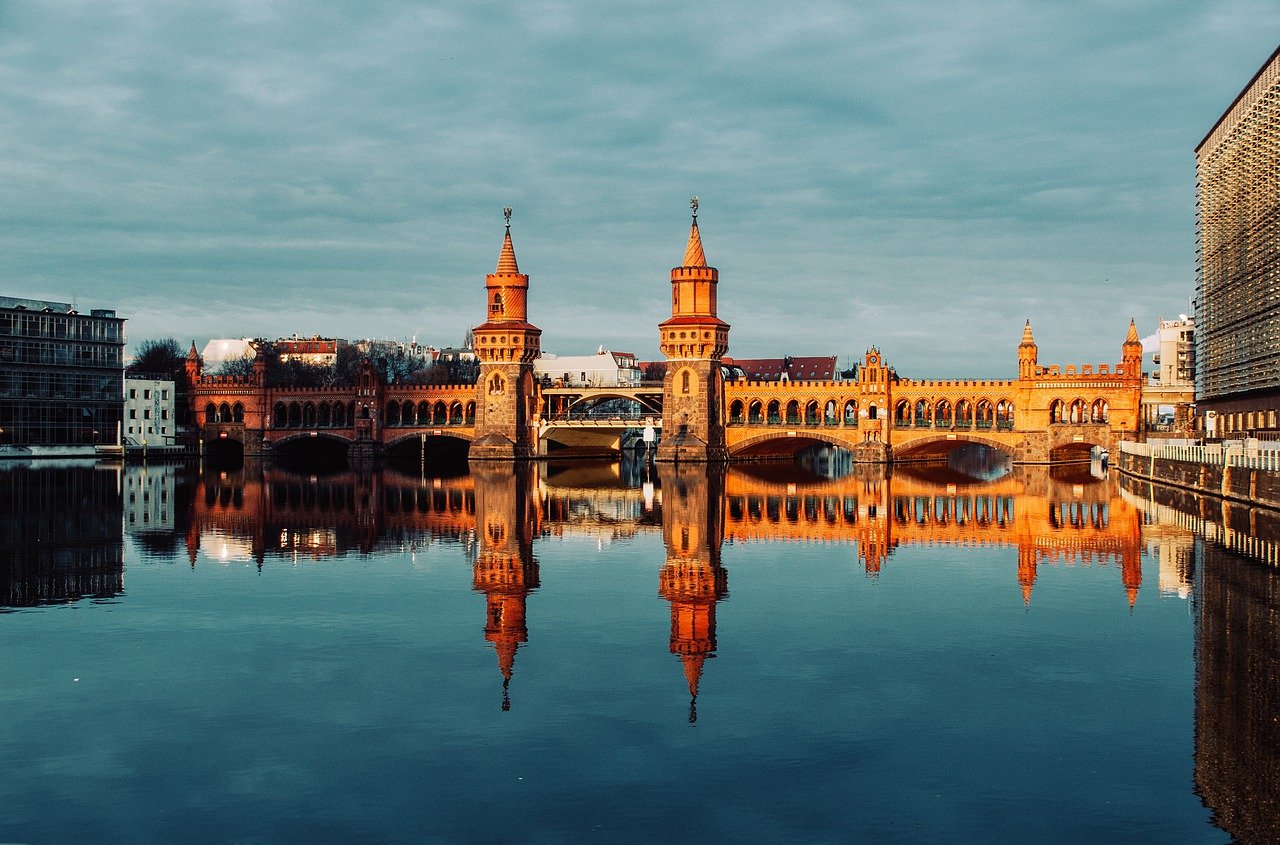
left=2, top=454, right=1276, bottom=843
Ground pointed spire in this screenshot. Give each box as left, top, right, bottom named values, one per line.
left=187, top=340, right=199, bottom=360
left=1125, top=317, right=1140, bottom=344
left=683, top=220, right=707, bottom=268
left=496, top=230, right=519, bottom=275
left=681, top=653, right=705, bottom=698
left=1020, top=319, right=1036, bottom=347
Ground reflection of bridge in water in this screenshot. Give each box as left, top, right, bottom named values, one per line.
left=178, top=460, right=1155, bottom=717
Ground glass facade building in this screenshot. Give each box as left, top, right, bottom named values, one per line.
left=1195, top=47, right=1280, bottom=431
left=0, top=296, right=126, bottom=446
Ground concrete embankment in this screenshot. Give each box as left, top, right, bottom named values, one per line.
left=1117, top=447, right=1280, bottom=512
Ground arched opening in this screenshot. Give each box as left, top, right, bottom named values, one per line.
left=303, top=402, right=316, bottom=428
left=204, top=435, right=244, bottom=469
left=204, top=402, right=217, bottom=423
left=232, top=402, right=244, bottom=423
left=433, top=401, right=448, bottom=425
left=333, top=402, right=347, bottom=428
left=996, top=400, right=1014, bottom=429
left=399, top=401, right=413, bottom=426
left=417, top=401, right=430, bottom=426
left=273, top=403, right=287, bottom=428
left=1049, top=399, right=1065, bottom=424
left=491, top=292, right=503, bottom=315
left=318, top=403, right=331, bottom=427
left=729, top=399, right=745, bottom=424
left=935, top=400, right=952, bottom=427
left=681, top=370, right=691, bottom=394
left=749, top=400, right=763, bottom=424
left=219, top=402, right=231, bottom=423
left=976, top=400, right=993, bottom=429
left=1069, top=399, right=1086, bottom=424
left=488, top=373, right=505, bottom=395
left=288, top=402, right=302, bottom=428
left=804, top=401, right=819, bottom=425
left=785, top=400, right=800, bottom=425
left=1091, top=399, right=1109, bottom=423
left=272, top=434, right=350, bottom=470
left=956, top=400, right=973, bottom=428
left=767, top=400, right=781, bottom=425
left=867, top=403, right=878, bottom=421
left=449, top=402, right=463, bottom=425
left=824, top=400, right=837, bottom=426
left=843, top=400, right=858, bottom=426
left=385, top=401, right=401, bottom=427
left=465, top=401, right=476, bottom=425
left=914, top=399, right=930, bottom=427
left=895, top=399, right=911, bottom=426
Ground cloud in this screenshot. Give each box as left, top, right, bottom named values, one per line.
left=0, top=1, right=1275, bottom=377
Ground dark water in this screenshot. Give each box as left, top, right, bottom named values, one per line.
left=0, top=455, right=1274, bottom=843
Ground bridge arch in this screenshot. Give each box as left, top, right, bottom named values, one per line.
left=891, top=432, right=1015, bottom=461
left=728, top=429, right=862, bottom=458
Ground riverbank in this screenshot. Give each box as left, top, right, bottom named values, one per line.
left=1117, top=440, right=1280, bottom=512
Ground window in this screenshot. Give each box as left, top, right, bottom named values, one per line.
left=129, top=388, right=136, bottom=399
left=143, top=389, right=150, bottom=399
left=144, top=409, right=150, bottom=419
left=161, top=390, right=169, bottom=399
left=129, top=409, right=136, bottom=419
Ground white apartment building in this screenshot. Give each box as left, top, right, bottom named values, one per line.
left=124, top=375, right=176, bottom=446
left=535, top=348, right=641, bottom=387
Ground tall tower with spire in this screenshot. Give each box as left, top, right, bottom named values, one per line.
left=472, top=208, right=542, bottom=460
left=657, top=198, right=730, bottom=462
left=657, top=463, right=728, bottom=723
left=471, top=462, right=540, bottom=710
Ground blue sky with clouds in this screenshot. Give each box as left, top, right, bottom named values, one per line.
left=1, top=1, right=1276, bottom=376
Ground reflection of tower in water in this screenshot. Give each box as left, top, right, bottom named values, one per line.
left=657, top=464, right=728, bottom=723
left=471, top=463, right=540, bottom=711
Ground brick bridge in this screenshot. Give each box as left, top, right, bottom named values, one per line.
left=188, top=206, right=1144, bottom=464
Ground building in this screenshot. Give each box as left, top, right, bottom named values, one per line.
left=535, top=348, right=642, bottom=387
left=1141, top=315, right=1196, bottom=433
left=1195, top=46, right=1280, bottom=435
left=0, top=296, right=125, bottom=447
left=722, top=355, right=839, bottom=382
left=276, top=336, right=339, bottom=367
left=200, top=338, right=256, bottom=369
left=124, top=374, right=176, bottom=446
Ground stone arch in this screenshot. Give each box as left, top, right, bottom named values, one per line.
left=914, top=399, right=930, bottom=427
left=956, top=399, right=973, bottom=427
left=1049, top=398, right=1065, bottom=424
left=1069, top=398, right=1086, bottom=424
left=824, top=399, right=837, bottom=425
left=748, top=400, right=763, bottom=424
left=843, top=399, right=858, bottom=425
left=288, top=402, right=302, bottom=428
left=487, top=372, right=506, bottom=395
left=449, top=401, right=463, bottom=425
left=785, top=399, right=800, bottom=425
left=303, top=402, right=316, bottom=428
left=975, top=399, right=994, bottom=429
left=465, top=401, right=476, bottom=425
left=318, top=403, right=331, bottom=427
left=996, top=399, right=1014, bottom=428
left=767, top=399, right=781, bottom=424
left=1091, top=399, right=1109, bottom=423
left=432, top=401, right=448, bottom=424
left=219, top=402, right=232, bottom=423
left=935, top=399, right=952, bottom=427
left=273, top=402, right=287, bottom=428
left=385, top=401, right=401, bottom=426
left=804, top=400, right=820, bottom=425
left=333, top=402, right=347, bottom=427
left=204, top=402, right=217, bottom=423
left=232, top=402, right=244, bottom=423
left=895, top=399, right=911, bottom=426
left=491, top=292, right=503, bottom=315
left=729, top=399, right=745, bottom=424
left=416, top=401, right=430, bottom=425
left=729, top=429, right=862, bottom=458
left=893, top=432, right=1013, bottom=460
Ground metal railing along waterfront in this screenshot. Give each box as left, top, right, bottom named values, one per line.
left=1120, top=439, right=1280, bottom=471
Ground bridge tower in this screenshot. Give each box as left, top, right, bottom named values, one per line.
left=1122, top=318, right=1142, bottom=379
left=472, top=209, right=542, bottom=460
left=657, top=199, right=730, bottom=462
left=657, top=463, right=727, bottom=723
left=471, top=462, right=541, bottom=710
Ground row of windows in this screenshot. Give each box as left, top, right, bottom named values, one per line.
left=0, top=339, right=123, bottom=367
left=0, top=312, right=123, bottom=342
left=128, top=387, right=169, bottom=400
left=0, top=370, right=120, bottom=400
left=0, top=399, right=123, bottom=445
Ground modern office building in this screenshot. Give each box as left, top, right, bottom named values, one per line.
left=0, top=296, right=125, bottom=447
left=1195, top=47, right=1280, bottom=435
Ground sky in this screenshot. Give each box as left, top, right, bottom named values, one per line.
left=1, top=1, right=1277, bottom=377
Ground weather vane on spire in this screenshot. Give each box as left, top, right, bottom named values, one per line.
left=690, top=196, right=699, bottom=220
left=503, top=206, right=512, bottom=230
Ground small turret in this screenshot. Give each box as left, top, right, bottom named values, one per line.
left=1018, top=320, right=1038, bottom=380
left=1121, top=318, right=1142, bottom=380
left=184, top=340, right=202, bottom=384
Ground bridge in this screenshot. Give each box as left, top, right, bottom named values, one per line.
left=187, top=205, right=1145, bottom=464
